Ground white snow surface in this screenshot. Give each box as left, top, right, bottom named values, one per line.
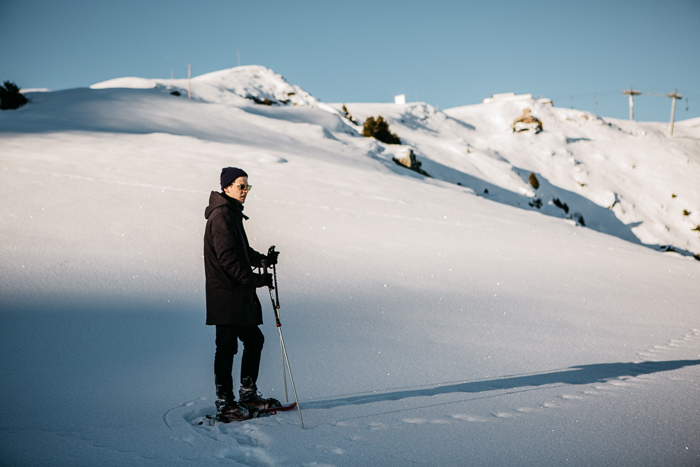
left=1, top=66, right=699, bottom=466
left=92, top=65, right=320, bottom=107
left=90, top=77, right=159, bottom=89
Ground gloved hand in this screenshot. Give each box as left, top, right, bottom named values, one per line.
left=251, top=273, right=274, bottom=289
left=266, top=249, right=279, bottom=266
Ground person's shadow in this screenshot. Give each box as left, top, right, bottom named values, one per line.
left=303, top=360, right=700, bottom=409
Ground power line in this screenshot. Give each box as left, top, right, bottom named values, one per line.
left=619, top=86, right=684, bottom=135
left=545, top=90, right=620, bottom=100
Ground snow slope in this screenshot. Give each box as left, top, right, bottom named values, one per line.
left=1, top=66, right=699, bottom=466
left=87, top=65, right=700, bottom=257
left=335, top=100, right=700, bottom=258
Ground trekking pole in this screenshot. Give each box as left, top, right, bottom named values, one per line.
left=262, top=257, right=288, bottom=403
left=270, top=248, right=288, bottom=403
left=265, top=246, right=304, bottom=428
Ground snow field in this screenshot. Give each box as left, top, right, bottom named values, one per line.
left=1, top=66, right=699, bottom=466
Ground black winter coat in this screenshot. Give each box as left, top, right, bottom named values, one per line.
left=203, top=191, right=265, bottom=325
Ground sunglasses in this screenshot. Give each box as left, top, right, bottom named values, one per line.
left=231, top=184, right=252, bottom=191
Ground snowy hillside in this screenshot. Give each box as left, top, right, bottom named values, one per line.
left=333, top=100, right=700, bottom=259
left=88, top=65, right=700, bottom=259
left=1, top=66, right=699, bottom=466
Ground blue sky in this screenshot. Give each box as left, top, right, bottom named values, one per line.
left=1, top=0, right=699, bottom=121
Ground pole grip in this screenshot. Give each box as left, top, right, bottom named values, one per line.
left=272, top=263, right=280, bottom=308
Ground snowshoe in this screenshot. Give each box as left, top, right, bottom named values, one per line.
left=215, top=400, right=255, bottom=423
left=256, top=402, right=297, bottom=416
left=239, top=387, right=282, bottom=411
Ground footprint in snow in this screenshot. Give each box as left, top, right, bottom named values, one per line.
left=333, top=420, right=358, bottom=428
left=400, top=418, right=428, bottom=424
left=560, top=394, right=585, bottom=400
left=492, top=412, right=517, bottom=419
left=368, top=421, right=389, bottom=431
left=608, top=380, right=632, bottom=387
left=451, top=414, right=487, bottom=423
left=315, top=444, right=345, bottom=455
left=429, top=418, right=453, bottom=424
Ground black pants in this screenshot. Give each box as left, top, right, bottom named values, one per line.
left=214, top=325, right=265, bottom=397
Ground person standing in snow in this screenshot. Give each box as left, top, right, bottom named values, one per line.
left=203, top=167, right=281, bottom=422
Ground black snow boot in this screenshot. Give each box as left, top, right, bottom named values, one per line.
left=215, top=385, right=254, bottom=423
left=239, top=378, right=281, bottom=411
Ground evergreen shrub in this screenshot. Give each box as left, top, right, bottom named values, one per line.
left=341, top=105, right=357, bottom=124
left=528, top=172, right=540, bottom=189
left=552, top=198, right=569, bottom=213
left=0, top=81, right=28, bottom=110
left=362, top=116, right=401, bottom=145
left=528, top=197, right=542, bottom=209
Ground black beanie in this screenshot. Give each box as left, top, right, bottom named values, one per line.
left=220, top=167, right=248, bottom=190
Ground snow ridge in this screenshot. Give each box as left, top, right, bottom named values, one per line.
left=92, top=65, right=319, bottom=107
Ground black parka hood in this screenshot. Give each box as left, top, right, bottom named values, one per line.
left=205, top=191, right=248, bottom=220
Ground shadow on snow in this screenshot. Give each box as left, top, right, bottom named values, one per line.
left=303, top=360, right=700, bottom=410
